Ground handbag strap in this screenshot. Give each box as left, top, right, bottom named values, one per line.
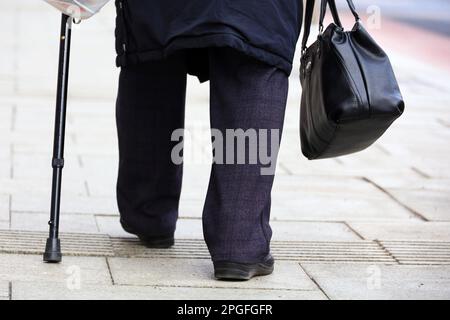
left=320, top=0, right=343, bottom=30
left=301, top=0, right=360, bottom=55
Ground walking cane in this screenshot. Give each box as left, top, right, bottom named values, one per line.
left=43, top=14, right=72, bottom=263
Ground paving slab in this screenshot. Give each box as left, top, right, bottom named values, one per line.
left=14, top=138, right=117, bottom=157
left=271, top=221, right=360, bottom=241
left=0, top=159, right=11, bottom=180
left=0, top=7, right=14, bottom=71
left=95, top=215, right=132, bottom=238
left=271, top=194, right=414, bottom=222
left=0, top=229, right=392, bottom=264
left=0, top=104, right=12, bottom=132
left=302, top=264, right=450, bottom=300
left=84, top=168, right=118, bottom=197
left=12, top=152, right=83, bottom=181
left=2, top=0, right=450, bottom=301
left=178, top=174, right=417, bottom=221
left=278, top=150, right=414, bottom=177
left=348, top=222, right=450, bottom=241
left=0, top=222, right=10, bottom=229
left=14, top=105, right=55, bottom=134
left=108, top=258, right=319, bottom=291
left=270, top=175, right=418, bottom=221
left=11, top=212, right=99, bottom=233
left=13, top=6, right=117, bottom=99
left=0, top=80, right=14, bottom=97
left=0, top=254, right=111, bottom=285
left=0, top=178, right=87, bottom=197
left=97, top=216, right=202, bottom=239
left=365, top=174, right=450, bottom=192
left=0, top=139, right=11, bottom=179
left=84, top=179, right=116, bottom=197
left=0, top=137, right=11, bottom=149
left=12, top=281, right=326, bottom=300
left=180, top=189, right=208, bottom=202
left=272, top=175, right=390, bottom=196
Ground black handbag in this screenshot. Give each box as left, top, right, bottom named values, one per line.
left=300, top=0, right=405, bottom=160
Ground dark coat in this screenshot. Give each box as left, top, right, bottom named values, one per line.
left=115, top=0, right=304, bottom=82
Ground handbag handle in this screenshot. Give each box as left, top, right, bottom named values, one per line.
left=301, top=0, right=360, bottom=55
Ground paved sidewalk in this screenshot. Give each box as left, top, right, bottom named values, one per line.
left=0, top=1, right=449, bottom=300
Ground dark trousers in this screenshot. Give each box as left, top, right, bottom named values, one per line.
left=116, top=48, right=288, bottom=263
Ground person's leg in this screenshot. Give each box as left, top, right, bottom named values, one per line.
left=203, top=48, right=289, bottom=268
left=116, top=54, right=187, bottom=241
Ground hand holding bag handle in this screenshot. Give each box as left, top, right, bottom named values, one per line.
left=321, top=0, right=360, bottom=25
left=301, top=0, right=317, bottom=54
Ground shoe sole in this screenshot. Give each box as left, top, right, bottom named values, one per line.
left=214, top=261, right=274, bottom=281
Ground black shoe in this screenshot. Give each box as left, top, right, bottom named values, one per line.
left=120, top=219, right=174, bottom=248
left=213, top=254, right=275, bottom=281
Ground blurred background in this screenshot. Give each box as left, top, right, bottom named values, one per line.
left=1, top=0, right=449, bottom=253
left=336, top=0, right=450, bottom=72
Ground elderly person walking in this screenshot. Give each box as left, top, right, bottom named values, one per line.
left=115, top=0, right=303, bottom=280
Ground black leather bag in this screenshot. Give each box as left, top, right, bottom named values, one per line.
left=300, top=0, right=404, bottom=160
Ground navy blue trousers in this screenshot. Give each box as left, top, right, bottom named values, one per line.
left=116, top=48, right=288, bottom=263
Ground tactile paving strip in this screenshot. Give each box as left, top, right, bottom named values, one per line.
left=378, top=240, right=450, bottom=265
left=1, top=230, right=449, bottom=265
left=271, top=241, right=396, bottom=264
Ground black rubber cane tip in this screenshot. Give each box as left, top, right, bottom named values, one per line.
left=43, top=238, right=62, bottom=263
